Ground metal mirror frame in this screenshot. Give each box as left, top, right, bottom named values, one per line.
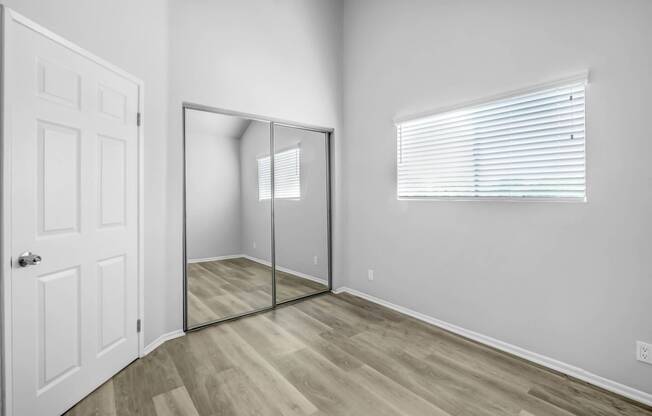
left=182, top=102, right=333, bottom=332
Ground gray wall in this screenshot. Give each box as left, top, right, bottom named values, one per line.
left=185, top=131, right=242, bottom=260
left=239, top=123, right=329, bottom=281
left=341, top=0, right=652, bottom=394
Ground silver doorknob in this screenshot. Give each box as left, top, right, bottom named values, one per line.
left=18, top=251, right=42, bottom=267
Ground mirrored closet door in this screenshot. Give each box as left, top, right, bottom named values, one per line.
left=273, top=125, right=330, bottom=303
left=184, top=106, right=332, bottom=331
left=184, top=108, right=273, bottom=329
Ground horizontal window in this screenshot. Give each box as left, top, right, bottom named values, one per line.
left=258, top=147, right=301, bottom=200
left=396, top=79, right=587, bottom=200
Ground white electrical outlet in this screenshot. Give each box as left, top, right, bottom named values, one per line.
left=313, top=256, right=318, bottom=265
left=253, top=241, right=256, bottom=249
left=637, top=341, right=652, bottom=364
left=368, top=269, right=374, bottom=281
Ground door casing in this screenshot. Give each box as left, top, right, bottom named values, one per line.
left=0, top=7, right=146, bottom=416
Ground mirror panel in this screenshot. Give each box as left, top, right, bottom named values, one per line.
left=273, top=125, right=330, bottom=303
left=185, top=109, right=272, bottom=328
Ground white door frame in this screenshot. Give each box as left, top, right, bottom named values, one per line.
left=0, top=7, right=146, bottom=416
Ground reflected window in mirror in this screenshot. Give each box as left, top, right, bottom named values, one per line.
left=257, top=147, right=301, bottom=200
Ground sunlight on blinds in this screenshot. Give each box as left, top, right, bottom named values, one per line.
left=396, top=79, right=587, bottom=200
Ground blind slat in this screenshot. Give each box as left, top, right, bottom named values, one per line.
left=399, top=113, right=584, bottom=147
left=400, top=140, right=585, bottom=164
left=400, top=100, right=585, bottom=140
left=400, top=126, right=585, bottom=153
left=400, top=92, right=585, bottom=135
left=401, top=86, right=585, bottom=130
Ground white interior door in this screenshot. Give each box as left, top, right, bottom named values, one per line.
left=3, top=11, right=141, bottom=416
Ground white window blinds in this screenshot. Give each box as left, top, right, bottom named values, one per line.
left=258, top=147, right=301, bottom=200
left=396, top=79, right=587, bottom=200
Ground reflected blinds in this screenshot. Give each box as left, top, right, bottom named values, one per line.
left=258, top=147, right=301, bottom=200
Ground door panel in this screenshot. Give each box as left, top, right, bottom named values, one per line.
left=37, top=57, right=82, bottom=109
left=184, top=109, right=273, bottom=328
left=37, top=267, right=81, bottom=392
left=272, top=125, right=330, bottom=303
left=98, top=84, right=128, bottom=122
left=6, top=14, right=140, bottom=416
left=98, top=135, right=127, bottom=227
left=37, top=121, right=82, bottom=235
left=97, top=255, right=127, bottom=355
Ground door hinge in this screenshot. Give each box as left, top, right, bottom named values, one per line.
left=136, top=112, right=142, bottom=127
left=137, top=319, right=141, bottom=333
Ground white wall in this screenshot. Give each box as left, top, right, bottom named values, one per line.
left=341, top=0, right=652, bottom=394
left=0, top=0, right=171, bottom=346
left=168, top=0, right=343, bottom=330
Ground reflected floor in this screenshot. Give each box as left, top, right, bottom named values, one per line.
left=187, top=257, right=327, bottom=327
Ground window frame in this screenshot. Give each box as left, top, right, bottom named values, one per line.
left=394, top=73, right=589, bottom=203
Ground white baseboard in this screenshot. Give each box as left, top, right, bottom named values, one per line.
left=142, top=330, right=185, bottom=356
left=332, top=286, right=652, bottom=407
left=242, top=255, right=328, bottom=285
left=188, top=254, right=243, bottom=264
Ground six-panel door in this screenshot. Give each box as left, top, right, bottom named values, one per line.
left=7, top=17, right=140, bottom=416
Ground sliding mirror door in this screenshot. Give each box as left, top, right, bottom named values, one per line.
left=184, top=108, right=272, bottom=329
left=273, top=125, right=330, bottom=303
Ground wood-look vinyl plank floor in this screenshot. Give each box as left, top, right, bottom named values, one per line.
left=187, top=258, right=327, bottom=327
left=152, top=386, right=200, bottom=416
left=65, top=293, right=652, bottom=416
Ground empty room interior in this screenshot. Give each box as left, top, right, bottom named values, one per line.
left=1, top=0, right=651, bottom=415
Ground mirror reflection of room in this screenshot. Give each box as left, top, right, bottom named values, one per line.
left=185, top=109, right=273, bottom=327
left=185, top=110, right=330, bottom=329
